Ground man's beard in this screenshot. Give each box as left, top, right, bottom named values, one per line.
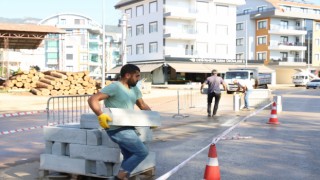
left=128, top=80, right=137, bottom=87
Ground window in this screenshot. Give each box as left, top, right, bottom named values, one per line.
left=66, top=66, right=73, bottom=71
left=258, top=20, right=267, bottom=29
left=280, top=36, right=288, bottom=43
left=216, top=44, right=228, bottom=54
left=236, top=23, right=244, bottom=30
left=243, top=9, right=251, bottom=14
left=316, top=39, right=320, bottom=46
left=127, top=45, right=132, bottom=55
left=236, top=38, right=244, bottom=46
left=258, top=6, right=266, bottom=12
left=149, top=22, right=158, bottom=33
left=66, top=54, right=73, bottom=60
left=149, top=42, right=158, bottom=53
left=280, top=20, right=289, bottom=29
left=282, top=6, right=291, bottom=11
left=236, top=53, right=244, bottom=60
left=136, top=5, right=144, bottom=16
left=216, top=25, right=228, bottom=35
left=257, top=36, right=267, bottom=45
left=149, top=1, right=157, bottom=13
left=197, top=22, right=208, bottom=34
left=301, top=8, right=308, bottom=13
left=74, top=19, right=84, bottom=25
left=197, top=42, right=208, bottom=55
left=136, top=24, right=144, bottom=36
left=136, top=44, right=144, bottom=54
left=125, top=8, right=132, bottom=18
left=80, top=65, right=88, bottom=71
left=127, top=27, right=132, bottom=37
left=47, top=52, right=58, bottom=59
left=66, top=45, right=73, bottom=48
left=257, top=52, right=266, bottom=60
left=60, top=19, right=66, bottom=24
left=316, top=23, right=320, bottom=30
left=315, top=54, right=320, bottom=60
left=47, top=40, right=58, bottom=48
left=197, top=1, right=209, bottom=13
left=280, top=52, right=288, bottom=60
left=80, top=53, right=88, bottom=63
left=216, top=5, right=229, bottom=16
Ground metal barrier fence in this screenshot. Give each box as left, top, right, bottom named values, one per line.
left=173, top=88, right=205, bottom=118
left=46, top=95, right=92, bottom=125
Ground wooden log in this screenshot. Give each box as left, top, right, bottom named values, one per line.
left=44, top=75, right=61, bottom=82
left=39, top=88, right=50, bottom=96
left=39, top=78, right=56, bottom=85
left=62, top=90, right=70, bottom=95
left=62, top=80, right=71, bottom=86
left=32, top=76, right=40, bottom=82
left=82, top=81, right=89, bottom=87
left=36, top=82, right=53, bottom=90
left=23, top=83, right=31, bottom=89
left=37, top=72, right=45, bottom=78
left=83, top=75, right=90, bottom=81
left=86, top=88, right=95, bottom=95
left=77, top=89, right=86, bottom=95
left=50, top=72, right=67, bottom=79
left=67, top=75, right=74, bottom=81
left=25, top=78, right=32, bottom=83
left=50, top=90, right=58, bottom=96
left=4, top=80, right=14, bottom=88
left=16, top=82, right=23, bottom=88
left=27, top=73, right=34, bottom=78
left=43, top=70, right=54, bottom=75
left=69, top=89, right=77, bottom=95
left=30, top=88, right=42, bottom=95
left=21, top=74, right=28, bottom=80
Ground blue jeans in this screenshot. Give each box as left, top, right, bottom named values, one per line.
left=106, top=127, right=148, bottom=174
left=244, top=90, right=251, bottom=108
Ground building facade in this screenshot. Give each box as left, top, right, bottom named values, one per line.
left=114, top=0, right=249, bottom=84
left=237, top=0, right=320, bottom=84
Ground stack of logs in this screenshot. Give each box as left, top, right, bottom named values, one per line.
left=4, top=70, right=110, bottom=96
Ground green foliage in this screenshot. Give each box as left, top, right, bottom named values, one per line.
left=30, top=65, right=40, bottom=72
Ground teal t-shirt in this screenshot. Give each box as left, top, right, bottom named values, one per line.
left=100, top=81, right=142, bottom=130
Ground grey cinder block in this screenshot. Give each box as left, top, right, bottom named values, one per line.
left=52, top=142, right=67, bottom=156
left=40, top=154, right=90, bottom=175
left=96, top=161, right=113, bottom=176
left=101, top=130, right=119, bottom=148
left=45, top=141, right=53, bottom=154
left=87, top=129, right=102, bottom=146
left=69, top=144, right=121, bottom=163
left=44, top=126, right=87, bottom=145
left=80, top=113, right=100, bottom=129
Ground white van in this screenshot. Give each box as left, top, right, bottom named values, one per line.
left=292, top=73, right=309, bottom=87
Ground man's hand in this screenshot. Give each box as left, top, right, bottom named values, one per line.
left=97, top=114, right=112, bottom=129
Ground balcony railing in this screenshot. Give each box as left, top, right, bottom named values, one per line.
left=237, top=7, right=276, bottom=16
left=270, top=41, right=306, bottom=46
left=270, top=57, right=307, bottom=63
left=270, top=25, right=306, bottom=31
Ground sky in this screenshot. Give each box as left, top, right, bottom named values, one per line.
left=0, top=0, right=121, bottom=25
left=0, top=0, right=320, bottom=25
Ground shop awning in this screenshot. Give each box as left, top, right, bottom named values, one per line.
left=139, top=63, right=163, bottom=72
left=168, top=63, right=210, bottom=73
left=107, top=63, right=163, bottom=74
left=107, top=65, right=122, bottom=74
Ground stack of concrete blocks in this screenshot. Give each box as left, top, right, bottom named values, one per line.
left=40, top=108, right=161, bottom=178
left=248, top=89, right=272, bottom=108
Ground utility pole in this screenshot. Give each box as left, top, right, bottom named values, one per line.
left=101, top=0, right=106, bottom=87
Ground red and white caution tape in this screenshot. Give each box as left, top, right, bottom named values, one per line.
left=0, top=110, right=46, bottom=118
left=0, top=122, right=63, bottom=136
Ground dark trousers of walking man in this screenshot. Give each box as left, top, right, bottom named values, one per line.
left=207, top=92, right=221, bottom=116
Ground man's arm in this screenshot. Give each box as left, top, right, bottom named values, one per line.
left=200, top=81, right=207, bottom=93
left=136, top=98, right=151, bottom=110
left=88, top=92, right=109, bottom=116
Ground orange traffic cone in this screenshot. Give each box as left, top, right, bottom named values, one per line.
left=267, top=102, right=280, bottom=124
left=203, top=144, right=220, bottom=180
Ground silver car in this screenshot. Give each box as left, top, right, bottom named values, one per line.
left=306, top=79, right=320, bottom=89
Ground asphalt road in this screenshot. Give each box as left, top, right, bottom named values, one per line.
left=1, top=87, right=320, bottom=179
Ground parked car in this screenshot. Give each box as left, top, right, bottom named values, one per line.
left=306, top=79, right=320, bottom=89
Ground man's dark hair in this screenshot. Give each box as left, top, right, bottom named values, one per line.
left=120, top=64, right=140, bottom=77
left=211, top=69, right=217, bottom=74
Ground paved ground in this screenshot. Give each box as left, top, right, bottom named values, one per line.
left=0, top=83, right=304, bottom=180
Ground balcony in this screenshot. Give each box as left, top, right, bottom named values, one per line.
left=269, top=57, right=307, bottom=66
left=269, top=25, right=307, bottom=35
left=164, top=26, right=196, bottom=40
left=164, top=6, right=197, bottom=20
left=164, top=47, right=197, bottom=58
left=269, top=41, right=307, bottom=51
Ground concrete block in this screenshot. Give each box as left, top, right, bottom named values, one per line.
left=66, top=144, right=70, bottom=156
left=87, top=160, right=96, bottom=174
left=135, top=127, right=153, bottom=142
left=80, top=108, right=161, bottom=129
left=45, top=141, right=53, bottom=154
left=101, top=130, right=119, bottom=148
left=52, top=142, right=67, bottom=156
left=87, top=129, right=102, bottom=146
left=57, top=123, right=81, bottom=129
left=70, top=144, right=121, bottom=163
left=80, top=113, right=100, bottom=129
left=96, top=161, right=113, bottom=176
left=113, top=152, right=156, bottom=176
left=43, top=126, right=87, bottom=145
left=40, top=154, right=89, bottom=175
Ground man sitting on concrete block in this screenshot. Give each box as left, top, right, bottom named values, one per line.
left=88, top=64, right=152, bottom=180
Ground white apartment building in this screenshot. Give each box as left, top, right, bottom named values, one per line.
left=237, top=0, right=320, bottom=84
left=113, top=0, right=246, bottom=84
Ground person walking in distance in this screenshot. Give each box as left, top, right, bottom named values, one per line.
left=233, top=79, right=253, bottom=110
left=88, top=64, right=151, bottom=180
left=200, top=69, right=227, bottom=117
